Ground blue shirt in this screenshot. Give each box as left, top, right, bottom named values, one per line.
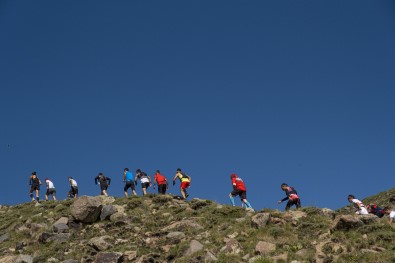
left=125, top=171, right=133, bottom=181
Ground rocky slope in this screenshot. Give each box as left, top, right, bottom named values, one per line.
left=0, top=192, right=394, bottom=263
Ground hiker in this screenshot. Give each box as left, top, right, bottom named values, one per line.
left=123, top=168, right=137, bottom=197
left=347, top=195, right=368, bottom=215
left=229, top=174, right=253, bottom=209
left=172, top=168, right=191, bottom=199
left=153, top=170, right=168, bottom=194
left=67, top=176, right=78, bottom=199
left=95, top=172, right=111, bottom=196
left=277, top=183, right=301, bottom=210
left=367, top=203, right=385, bottom=218
left=29, top=172, right=42, bottom=202
left=44, top=178, right=57, bottom=201
left=135, top=169, right=152, bottom=196
left=383, top=207, right=395, bottom=224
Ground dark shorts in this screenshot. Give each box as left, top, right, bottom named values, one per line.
left=46, top=188, right=56, bottom=196
left=124, top=181, right=135, bottom=191
left=70, top=186, right=78, bottom=195
left=30, top=185, right=40, bottom=192
left=100, top=184, right=108, bottom=191
left=231, top=189, right=247, bottom=200
left=141, top=182, right=150, bottom=189
left=285, top=198, right=301, bottom=210
left=158, top=184, right=167, bottom=194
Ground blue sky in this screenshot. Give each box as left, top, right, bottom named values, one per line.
left=1, top=1, right=394, bottom=210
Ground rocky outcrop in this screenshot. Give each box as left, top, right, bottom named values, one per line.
left=251, top=213, right=271, bottom=228
left=331, top=215, right=363, bottom=231
left=185, top=240, right=204, bottom=256
left=71, top=196, right=103, bottom=223
left=255, top=241, right=276, bottom=255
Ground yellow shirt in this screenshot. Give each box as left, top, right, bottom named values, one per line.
left=177, top=172, right=190, bottom=183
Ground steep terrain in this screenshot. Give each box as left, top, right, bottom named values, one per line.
left=0, top=191, right=394, bottom=263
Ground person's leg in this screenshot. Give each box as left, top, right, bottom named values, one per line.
left=124, top=185, right=129, bottom=198
left=35, top=189, right=40, bottom=201
left=142, top=187, right=147, bottom=196
left=180, top=187, right=186, bottom=199
left=296, top=199, right=301, bottom=209
left=52, top=190, right=57, bottom=201
left=229, top=193, right=236, bottom=206
left=45, top=194, right=49, bottom=201
left=285, top=200, right=293, bottom=211
left=241, top=192, right=253, bottom=209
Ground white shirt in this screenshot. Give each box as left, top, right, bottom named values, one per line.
left=46, top=180, right=55, bottom=189
left=390, top=211, right=395, bottom=221
left=70, top=179, right=77, bottom=187
left=141, top=177, right=150, bottom=184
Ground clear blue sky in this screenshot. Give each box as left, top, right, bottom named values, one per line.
left=1, top=1, right=394, bottom=210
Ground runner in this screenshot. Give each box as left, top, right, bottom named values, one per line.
left=153, top=170, right=168, bottom=195
left=229, top=174, right=253, bottom=209
left=383, top=207, right=395, bottom=224
left=347, top=195, right=368, bottom=215
left=277, top=183, right=301, bottom=211
left=134, top=169, right=151, bottom=196
left=29, top=172, right=42, bottom=202
left=123, top=168, right=137, bottom=197
left=172, top=168, right=191, bottom=200
left=44, top=178, right=57, bottom=201
left=95, top=172, right=111, bottom=196
left=67, top=176, right=78, bottom=199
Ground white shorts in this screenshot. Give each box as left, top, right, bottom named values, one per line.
left=356, top=207, right=369, bottom=215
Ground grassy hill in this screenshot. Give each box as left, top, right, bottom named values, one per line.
left=0, top=192, right=394, bottom=263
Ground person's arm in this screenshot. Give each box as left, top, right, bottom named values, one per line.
left=94, top=176, right=98, bottom=185
left=172, top=174, right=178, bottom=185
left=123, top=172, right=126, bottom=182
left=46, top=181, right=49, bottom=189
left=107, top=177, right=111, bottom=185
left=188, top=175, right=191, bottom=183
left=148, top=176, right=152, bottom=184
left=134, top=174, right=138, bottom=185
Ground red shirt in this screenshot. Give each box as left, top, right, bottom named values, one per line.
left=232, top=177, right=246, bottom=191
left=155, top=173, right=167, bottom=185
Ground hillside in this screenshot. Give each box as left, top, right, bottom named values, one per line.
left=0, top=193, right=394, bottom=263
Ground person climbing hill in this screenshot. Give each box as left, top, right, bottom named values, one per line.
left=367, top=203, right=385, bottom=218
left=135, top=169, right=151, bottom=196
left=153, top=170, right=168, bottom=195
left=173, top=168, right=191, bottom=200
left=95, top=172, right=111, bottom=196
left=67, top=177, right=78, bottom=199
left=29, top=172, right=42, bottom=202
left=44, top=178, right=56, bottom=201
left=277, top=183, right=301, bottom=211
left=383, top=207, right=395, bottom=224
left=229, top=173, right=253, bottom=210
left=347, top=195, right=368, bottom=215
left=123, top=168, right=137, bottom=197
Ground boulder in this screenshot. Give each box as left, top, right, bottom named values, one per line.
left=205, top=251, right=218, bottom=262
left=184, top=240, right=204, bottom=256
left=220, top=238, right=243, bottom=254
left=54, top=217, right=69, bottom=225
left=71, top=196, right=103, bottom=223
left=39, top=232, right=70, bottom=243
left=251, top=213, right=271, bottom=228
left=255, top=241, right=276, bottom=255
left=331, top=215, right=363, bottom=231
left=163, top=220, right=203, bottom=231
left=283, top=211, right=307, bottom=223
left=15, top=255, right=33, bottom=263
left=100, top=205, right=118, bottom=221
left=359, top=214, right=379, bottom=224
left=89, top=236, right=113, bottom=251
left=53, top=223, right=69, bottom=233
left=62, top=260, right=79, bottom=263
left=166, top=231, right=185, bottom=244
left=123, top=251, right=137, bottom=261
left=320, top=208, right=336, bottom=219
left=0, top=233, right=9, bottom=242
left=95, top=252, right=123, bottom=263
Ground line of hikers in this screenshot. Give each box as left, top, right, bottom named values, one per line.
left=28, top=171, right=395, bottom=223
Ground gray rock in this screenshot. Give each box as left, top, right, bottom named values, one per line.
left=359, top=214, right=379, bottom=224
left=95, top=252, right=123, bottom=263
left=185, top=240, right=204, bottom=256
left=71, top=196, right=103, bottom=223
left=205, top=251, right=218, bottom=262
left=15, top=254, right=33, bottom=263
left=90, top=236, right=113, bottom=251
left=163, top=220, right=203, bottom=231
left=251, top=213, right=271, bottom=228
left=255, top=241, right=276, bottom=255
left=53, top=223, right=69, bottom=233
left=62, top=260, right=79, bottom=263
left=166, top=231, right=185, bottom=244
left=39, top=232, right=70, bottom=243
left=0, top=233, right=9, bottom=242
left=320, top=208, right=336, bottom=219
left=331, top=215, right=363, bottom=231
left=54, top=217, right=69, bottom=225
left=101, top=205, right=118, bottom=221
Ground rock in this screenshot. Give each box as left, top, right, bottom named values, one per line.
left=166, top=231, right=185, bottom=244
left=361, top=249, right=379, bottom=254
left=71, top=196, right=103, bottom=223
left=109, top=213, right=128, bottom=225
left=272, top=254, right=287, bottom=261
left=101, top=205, right=118, bottom=221
left=249, top=256, right=265, bottom=263
left=15, top=255, right=33, bottom=263
left=205, top=251, right=218, bottom=262
left=242, top=254, right=250, bottom=260
left=163, top=220, right=203, bottom=231
left=0, top=256, right=18, bottom=263
left=15, top=242, right=26, bottom=251
left=39, top=233, right=70, bottom=243
left=0, top=233, right=9, bottom=242
left=123, top=251, right=137, bottom=261
left=320, top=208, right=336, bottom=219
left=90, top=236, right=113, bottom=251
left=283, top=211, right=307, bottom=223
left=30, top=223, right=47, bottom=234
left=53, top=223, right=69, bottom=233
left=54, top=217, right=69, bottom=225
left=255, top=241, right=276, bottom=255
left=47, top=258, right=59, bottom=263
left=251, top=213, right=271, bottom=228
left=184, top=240, right=204, bottom=256
left=95, top=252, right=123, bottom=263
left=62, top=260, right=79, bottom=263
left=220, top=238, right=242, bottom=254
left=359, top=214, right=379, bottom=224
left=95, top=195, right=116, bottom=205
left=235, top=218, right=246, bottom=223
left=331, top=215, right=363, bottom=231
